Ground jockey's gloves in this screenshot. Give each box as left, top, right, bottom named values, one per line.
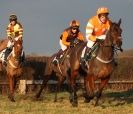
left=97, top=35, right=106, bottom=40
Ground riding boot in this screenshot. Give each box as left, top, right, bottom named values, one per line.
left=84, top=47, right=91, bottom=61
left=3, top=47, right=12, bottom=66
left=21, top=51, right=25, bottom=63
left=80, top=47, right=91, bottom=67
left=52, top=49, right=63, bottom=65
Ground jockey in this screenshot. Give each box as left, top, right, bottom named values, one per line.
left=0, top=14, right=24, bottom=65
left=53, top=20, right=85, bottom=64
left=7, top=14, right=23, bottom=41
left=81, top=7, right=111, bottom=62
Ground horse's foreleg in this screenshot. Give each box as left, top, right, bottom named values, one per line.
left=95, top=76, right=110, bottom=106
left=8, top=75, right=15, bottom=102
left=69, top=70, right=78, bottom=107
left=54, top=76, right=65, bottom=102
left=35, top=76, right=49, bottom=99
left=84, top=75, right=95, bottom=103
left=14, top=76, right=20, bottom=90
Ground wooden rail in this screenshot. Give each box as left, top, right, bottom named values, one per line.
left=25, top=80, right=133, bottom=84
left=1, top=80, right=133, bottom=95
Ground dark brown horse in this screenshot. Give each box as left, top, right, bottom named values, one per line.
left=68, top=19, right=123, bottom=107
left=35, top=52, right=70, bottom=102
left=6, top=39, right=23, bottom=102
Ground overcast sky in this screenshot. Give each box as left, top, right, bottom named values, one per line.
left=0, top=0, right=133, bottom=55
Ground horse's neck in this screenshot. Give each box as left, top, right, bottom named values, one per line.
left=98, top=46, right=113, bottom=60
left=9, top=48, right=19, bottom=61
left=97, top=33, right=114, bottom=60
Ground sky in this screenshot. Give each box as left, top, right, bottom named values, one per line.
left=0, top=0, right=133, bottom=56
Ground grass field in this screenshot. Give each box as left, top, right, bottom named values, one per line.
left=0, top=90, right=133, bottom=114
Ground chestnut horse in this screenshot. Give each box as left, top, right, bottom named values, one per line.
left=6, top=39, right=23, bottom=102
left=68, top=19, right=123, bottom=107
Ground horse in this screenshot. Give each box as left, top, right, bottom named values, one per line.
left=35, top=52, right=71, bottom=102
left=6, top=39, right=23, bottom=102
left=35, top=39, right=85, bottom=102
left=68, top=19, right=123, bottom=107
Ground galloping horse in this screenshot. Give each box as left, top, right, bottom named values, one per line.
left=6, top=39, right=23, bottom=102
left=68, top=19, right=123, bottom=107
left=35, top=39, right=84, bottom=102
left=35, top=53, right=70, bottom=102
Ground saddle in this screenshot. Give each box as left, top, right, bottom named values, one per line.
left=0, top=46, right=25, bottom=66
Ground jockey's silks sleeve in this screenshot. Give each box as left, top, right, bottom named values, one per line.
left=61, top=31, right=70, bottom=46
left=77, top=32, right=85, bottom=41
left=6, top=22, right=23, bottom=39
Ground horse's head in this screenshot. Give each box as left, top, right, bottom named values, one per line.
left=109, top=19, right=123, bottom=51
left=13, top=39, right=23, bottom=58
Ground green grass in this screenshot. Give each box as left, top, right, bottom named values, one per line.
left=0, top=90, right=133, bottom=114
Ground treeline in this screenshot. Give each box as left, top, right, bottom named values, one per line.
left=0, top=55, right=133, bottom=82
left=111, top=57, right=133, bottom=81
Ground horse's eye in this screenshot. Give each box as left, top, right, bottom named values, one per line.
left=114, top=28, right=118, bottom=32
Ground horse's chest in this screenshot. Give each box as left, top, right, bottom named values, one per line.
left=7, top=68, right=22, bottom=77
left=93, top=65, right=113, bottom=78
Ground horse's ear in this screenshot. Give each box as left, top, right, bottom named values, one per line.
left=118, top=18, right=121, bottom=26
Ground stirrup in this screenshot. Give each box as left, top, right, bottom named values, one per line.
left=85, top=53, right=91, bottom=61
left=52, top=58, right=59, bottom=65
left=80, top=58, right=88, bottom=69
left=80, top=58, right=86, bottom=64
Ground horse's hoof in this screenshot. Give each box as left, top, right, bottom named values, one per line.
left=11, top=99, right=15, bottom=102
left=8, top=96, right=15, bottom=102
left=94, top=100, right=99, bottom=107
left=69, top=96, right=73, bottom=103
left=54, top=99, right=57, bottom=102
left=35, top=94, right=40, bottom=99
left=84, top=98, right=91, bottom=103
left=71, top=101, right=78, bottom=107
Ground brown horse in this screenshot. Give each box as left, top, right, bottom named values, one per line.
left=6, top=39, right=23, bottom=102
left=35, top=52, right=70, bottom=102
left=68, top=19, right=123, bottom=107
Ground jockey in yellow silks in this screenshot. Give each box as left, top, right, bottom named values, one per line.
left=81, top=7, right=112, bottom=62
left=7, top=14, right=23, bottom=42
left=0, top=14, right=24, bottom=66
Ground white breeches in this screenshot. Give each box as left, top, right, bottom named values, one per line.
left=86, top=39, right=95, bottom=48
left=81, top=39, right=95, bottom=58
left=59, top=40, right=67, bottom=51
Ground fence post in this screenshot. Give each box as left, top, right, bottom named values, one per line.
left=19, top=80, right=26, bottom=94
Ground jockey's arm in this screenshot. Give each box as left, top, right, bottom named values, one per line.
left=77, top=32, right=85, bottom=41
left=86, top=20, right=96, bottom=42
left=62, top=31, right=70, bottom=46
left=18, top=24, right=23, bottom=41
left=6, top=25, right=12, bottom=40
left=86, top=28, right=96, bottom=42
